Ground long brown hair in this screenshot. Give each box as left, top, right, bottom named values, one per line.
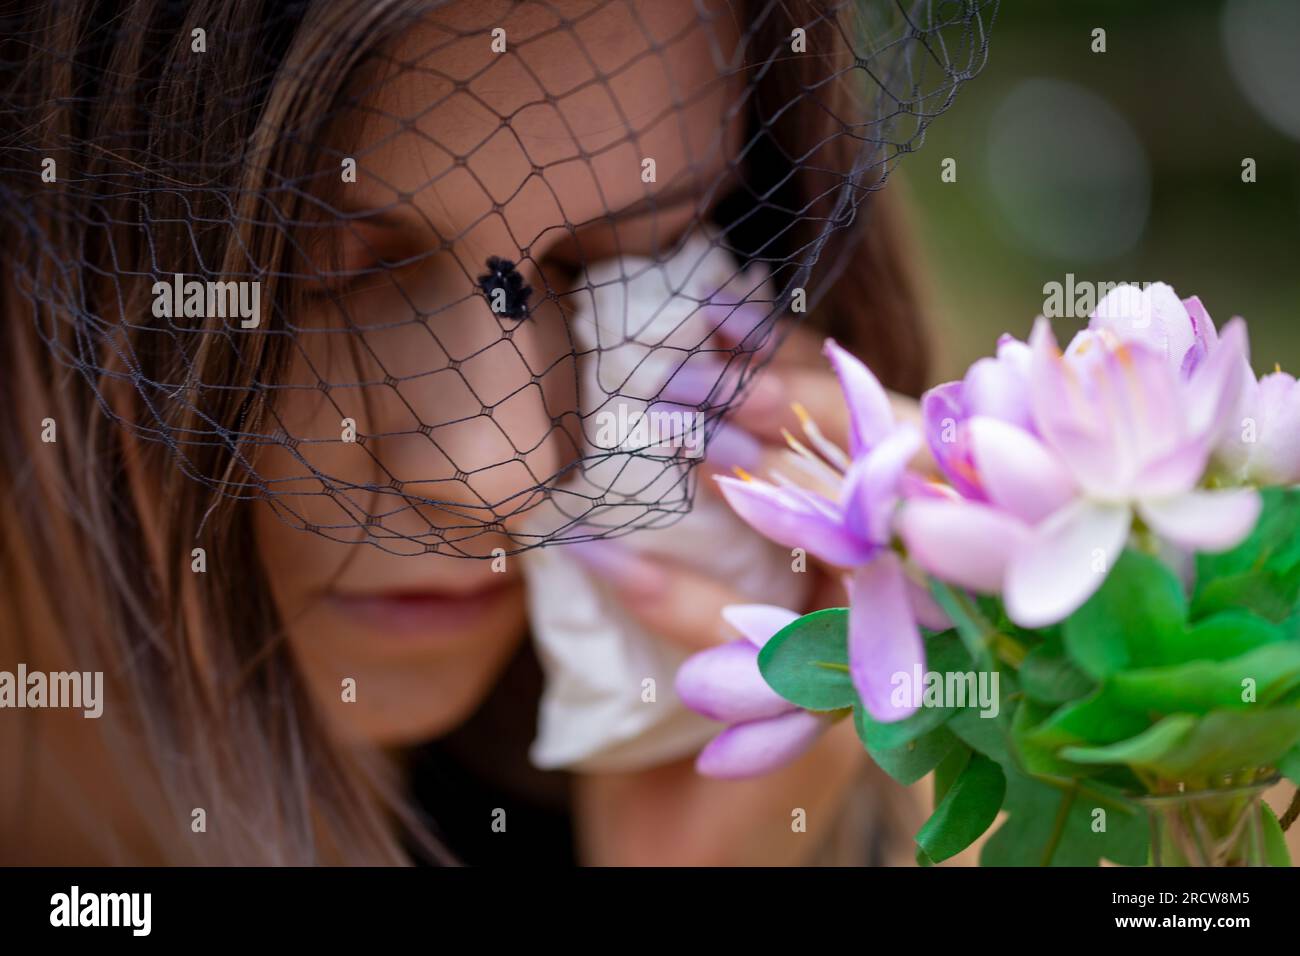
left=0, top=0, right=927, bottom=864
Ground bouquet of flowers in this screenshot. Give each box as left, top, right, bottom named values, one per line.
left=678, top=283, right=1300, bottom=866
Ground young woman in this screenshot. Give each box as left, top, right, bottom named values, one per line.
left=0, top=0, right=938, bottom=864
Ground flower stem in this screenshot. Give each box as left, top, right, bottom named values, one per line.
left=1041, top=783, right=1078, bottom=866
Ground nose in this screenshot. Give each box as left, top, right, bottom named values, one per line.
left=361, top=253, right=581, bottom=556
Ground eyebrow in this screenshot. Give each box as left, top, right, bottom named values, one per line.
left=333, top=174, right=720, bottom=243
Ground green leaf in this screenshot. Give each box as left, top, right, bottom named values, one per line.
left=757, top=608, right=855, bottom=712
left=1107, top=640, right=1300, bottom=714
left=1261, top=802, right=1292, bottom=868
left=949, top=703, right=1014, bottom=766
left=1061, top=714, right=1196, bottom=769
left=933, top=741, right=973, bottom=804
left=1020, top=638, right=1096, bottom=705
left=1175, top=611, right=1289, bottom=663
left=1013, top=699, right=1088, bottom=777
left=856, top=706, right=961, bottom=785
left=1063, top=710, right=1300, bottom=777
left=1027, top=685, right=1151, bottom=751
left=914, top=753, right=1006, bottom=864
left=1191, top=566, right=1300, bottom=624
left=920, top=744, right=975, bottom=868
left=1063, top=549, right=1187, bottom=678
left=852, top=629, right=972, bottom=750
left=930, top=581, right=997, bottom=666
left=980, top=769, right=1147, bottom=866
left=1196, top=487, right=1300, bottom=580
left=1279, top=745, right=1300, bottom=785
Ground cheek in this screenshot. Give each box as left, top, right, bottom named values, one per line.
left=252, top=288, right=578, bottom=554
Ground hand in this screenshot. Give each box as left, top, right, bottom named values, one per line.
left=569, top=325, right=932, bottom=865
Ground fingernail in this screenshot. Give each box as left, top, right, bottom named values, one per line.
left=657, top=361, right=729, bottom=407
left=566, top=539, right=669, bottom=597
left=705, top=423, right=762, bottom=472
left=704, top=302, right=771, bottom=346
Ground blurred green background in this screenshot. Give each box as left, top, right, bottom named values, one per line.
left=902, top=0, right=1300, bottom=384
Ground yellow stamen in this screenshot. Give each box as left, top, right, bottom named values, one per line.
left=1277, top=363, right=1284, bottom=375
left=732, top=466, right=754, bottom=482
left=791, top=401, right=813, bottom=427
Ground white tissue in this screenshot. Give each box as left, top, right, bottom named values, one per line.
left=524, top=232, right=809, bottom=772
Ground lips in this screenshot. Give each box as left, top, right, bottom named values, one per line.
left=326, top=575, right=521, bottom=638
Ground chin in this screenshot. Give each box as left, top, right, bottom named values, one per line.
left=286, top=592, right=528, bottom=748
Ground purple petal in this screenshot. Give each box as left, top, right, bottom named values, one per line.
left=675, top=639, right=794, bottom=723
left=695, top=710, right=826, bottom=779
left=1185, top=317, right=1250, bottom=447
left=922, top=382, right=984, bottom=500
left=963, top=342, right=1033, bottom=431
left=897, top=497, right=1030, bottom=594
left=721, top=604, right=801, bottom=649
left=1179, top=295, right=1219, bottom=378
left=907, top=576, right=952, bottom=631
left=847, top=553, right=924, bottom=723
left=843, top=425, right=920, bottom=544
left=715, top=475, right=873, bottom=567
left=968, top=416, right=1076, bottom=523
left=824, top=338, right=893, bottom=456
left=1137, top=489, right=1262, bottom=553
left=1004, top=498, right=1132, bottom=628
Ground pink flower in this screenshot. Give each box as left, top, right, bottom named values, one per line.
left=922, top=333, right=1032, bottom=500
left=715, top=340, right=926, bottom=722
left=901, top=317, right=1261, bottom=628
left=1086, top=283, right=1297, bottom=488
left=676, top=605, right=829, bottom=778
left=1088, top=282, right=1219, bottom=376
left=1221, top=369, right=1300, bottom=486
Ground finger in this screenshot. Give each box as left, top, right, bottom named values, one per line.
left=719, top=314, right=824, bottom=368
left=565, top=540, right=755, bottom=652
left=722, top=370, right=932, bottom=473
left=731, top=365, right=923, bottom=449
left=573, top=716, right=869, bottom=866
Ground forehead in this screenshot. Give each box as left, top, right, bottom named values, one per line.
left=334, top=0, right=741, bottom=257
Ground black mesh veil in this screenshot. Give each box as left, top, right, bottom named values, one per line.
left=0, top=0, right=996, bottom=557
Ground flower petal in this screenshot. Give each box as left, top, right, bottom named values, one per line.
left=1250, top=371, right=1300, bottom=485
left=922, top=382, right=984, bottom=499
left=721, top=604, right=801, bottom=649
left=843, top=425, right=920, bottom=543
left=1137, top=488, right=1262, bottom=553
left=824, top=338, right=893, bottom=455
left=1185, top=317, right=1250, bottom=447
left=1179, top=295, right=1218, bottom=377
left=847, top=553, right=924, bottom=723
left=694, top=710, right=826, bottom=779
left=675, top=639, right=793, bottom=723
left=1004, top=498, right=1132, bottom=629
left=964, top=341, right=1033, bottom=431
left=715, top=474, right=873, bottom=567
left=907, top=575, right=952, bottom=631
left=1090, top=282, right=1196, bottom=370
left=897, top=497, right=1030, bottom=593
left=968, top=416, right=1076, bottom=523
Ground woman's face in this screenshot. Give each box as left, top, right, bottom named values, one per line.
left=254, top=0, right=742, bottom=745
